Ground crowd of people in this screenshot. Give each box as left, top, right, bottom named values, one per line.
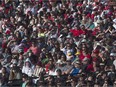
left=0, top=0, right=116, bottom=87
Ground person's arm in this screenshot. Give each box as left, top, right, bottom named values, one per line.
left=96, top=73, right=102, bottom=78
left=108, top=29, right=113, bottom=34
left=105, top=28, right=109, bottom=33
left=7, top=40, right=15, bottom=48
left=105, top=27, right=113, bottom=34
left=93, top=61, right=97, bottom=71
left=104, top=66, right=109, bottom=71
left=14, top=29, right=19, bottom=35
left=96, top=33, right=104, bottom=38
left=65, top=67, right=73, bottom=75
left=70, top=68, right=74, bottom=74
left=45, top=31, right=51, bottom=37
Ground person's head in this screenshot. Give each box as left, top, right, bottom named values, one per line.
left=25, top=60, right=31, bottom=67
left=12, top=63, right=17, bottom=67
left=66, top=60, right=71, bottom=65
left=15, top=31, right=21, bottom=38
left=1, top=67, right=7, bottom=73
left=49, top=59, right=53, bottom=64
left=48, top=75, right=55, bottom=86
left=54, top=42, right=60, bottom=48
left=13, top=41, right=18, bottom=45
left=4, top=47, right=11, bottom=54
left=56, top=69, right=62, bottom=76
left=110, top=53, right=116, bottom=60
left=81, top=46, right=87, bottom=53
left=87, top=76, right=93, bottom=81
left=74, top=61, right=81, bottom=68
left=22, top=74, right=28, bottom=82
left=12, top=66, right=19, bottom=73
left=36, top=61, right=42, bottom=68
left=109, top=65, right=115, bottom=71
left=31, top=41, right=36, bottom=47
left=61, top=55, right=66, bottom=61
left=52, top=53, right=57, bottom=60
left=99, top=63, right=105, bottom=69
left=66, top=43, right=71, bottom=49
left=56, top=53, right=61, bottom=59
left=69, top=39, right=74, bottom=44
left=81, top=42, right=87, bottom=47
left=81, top=25, right=85, bottom=30
left=82, top=58, right=89, bottom=65
left=41, top=48, right=46, bottom=53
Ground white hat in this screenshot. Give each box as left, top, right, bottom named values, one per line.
left=37, top=24, right=41, bottom=27
left=33, top=27, right=37, bottom=31
left=10, top=64, right=13, bottom=68
left=110, top=53, right=116, bottom=57
left=96, top=42, right=100, bottom=46
left=86, top=5, right=89, bottom=8
left=56, top=59, right=63, bottom=64
left=18, top=5, right=21, bottom=8
left=19, top=2, right=23, bottom=5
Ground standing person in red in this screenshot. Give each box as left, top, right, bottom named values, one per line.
left=79, top=43, right=91, bottom=61
left=45, top=59, right=54, bottom=74
left=91, top=49, right=102, bottom=72
left=29, top=41, right=40, bottom=57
